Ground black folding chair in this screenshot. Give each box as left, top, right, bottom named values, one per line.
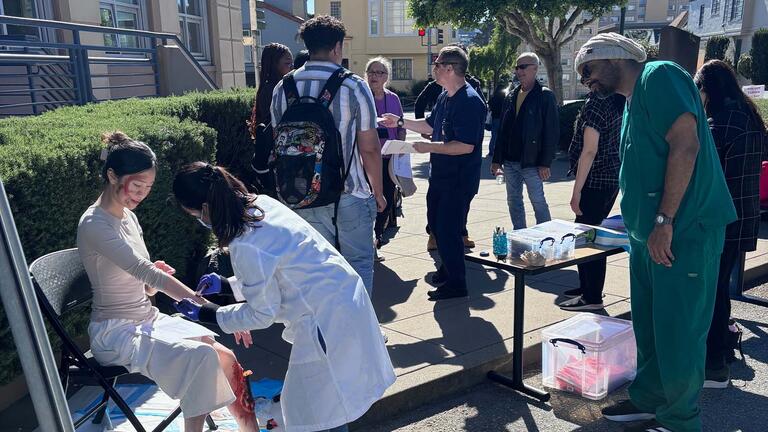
left=30, top=248, right=217, bottom=431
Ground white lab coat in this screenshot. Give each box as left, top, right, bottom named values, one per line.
left=214, top=195, right=396, bottom=432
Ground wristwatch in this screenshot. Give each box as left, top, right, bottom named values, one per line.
left=654, top=213, right=674, bottom=226
left=397, top=115, right=404, bottom=128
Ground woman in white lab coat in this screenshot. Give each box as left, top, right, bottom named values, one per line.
left=171, top=162, right=396, bottom=432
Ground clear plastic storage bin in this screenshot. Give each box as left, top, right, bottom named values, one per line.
left=541, top=313, right=636, bottom=400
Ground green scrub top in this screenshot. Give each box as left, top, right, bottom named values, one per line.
left=619, top=61, right=736, bottom=242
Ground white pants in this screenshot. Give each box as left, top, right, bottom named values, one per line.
left=88, top=311, right=236, bottom=418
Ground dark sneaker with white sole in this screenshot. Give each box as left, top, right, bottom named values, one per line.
left=563, top=288, right=583, bottom=297
left=703, top=365, right=730, bottom=388
left=624, top=420, right=672, bottom=432
left=602, top=399, right=655, bottom=422
left=558, top=296, right=604, bottom=311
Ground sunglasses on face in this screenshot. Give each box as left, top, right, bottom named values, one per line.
left=515, top=63, right=535, bottom=71
left=581, top=63, right=593, bottom=80
left=367, top=70, right=388, bottom=77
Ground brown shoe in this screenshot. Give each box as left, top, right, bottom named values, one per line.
left=463, top=236, right=475, bottom=248
left=427, top=234, right=437, bottom=251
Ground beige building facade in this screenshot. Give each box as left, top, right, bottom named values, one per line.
left=1, top=0, right=246, bottom=89
left=314, top=0, right=455, bottom=93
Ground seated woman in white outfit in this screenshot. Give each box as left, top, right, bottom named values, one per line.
left=171, top=162, right=396, bottom=432
left=77, top=132, right=258, bottom=432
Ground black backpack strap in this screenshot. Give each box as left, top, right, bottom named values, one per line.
left=282, top=72, right=300, bottom=106
left=318, top=67, right=353, bottom=109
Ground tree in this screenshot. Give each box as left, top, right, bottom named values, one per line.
left=704, top=36, right=730, bottom=62
left=750, top=29, right=768, bottom=85
left=468, top=25, right=520, bottom=92
left=409, top=0, right=617, bottom=105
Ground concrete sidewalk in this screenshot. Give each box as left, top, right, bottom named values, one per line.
left=1, top=116, right=766, bottom=431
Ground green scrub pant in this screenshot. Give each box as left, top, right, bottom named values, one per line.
left=627, top=225, right=724, bottom=432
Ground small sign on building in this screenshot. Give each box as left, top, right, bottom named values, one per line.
left=742, top=85, right=765, bottom=99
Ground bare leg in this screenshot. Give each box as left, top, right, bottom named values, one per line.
left=201, top=337, right=259, bottom=432
left=184, top=414, right=207, bottom=432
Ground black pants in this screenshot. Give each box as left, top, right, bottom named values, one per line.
left=427, top=185, right=473, bottom=291
left=706, top=242, right=739, bottom=369
left=575, top=186, right=619, bottom=303
left=426, top=192, right=473, bottom=237
left=375, top=158, right=397, bottom=238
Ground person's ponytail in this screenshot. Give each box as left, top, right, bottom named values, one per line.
left=172, top=163, right=264, bottom=247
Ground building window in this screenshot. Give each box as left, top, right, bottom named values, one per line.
left=626, top=16, right=636, bottom=21
left=100, top=0, right=144, bottom=49
left=681, top=4, right=688, bottom=10
left=730, top=0, right=743, bottom=20
left=561, top=58, right=569, bottom=66
left=699, top=5, right=705, bottom=25
left=384, top=0, right=415, bottom=35
left=639, top=14, right=645, bottom=19
left=368, top=0, right=378, bottom=35
left=178, top=0, right=209, bottom=59
left=563, top=73, right=570, bottom=82
left=391, top=58, right=412, bottom=80
left=712, top=0, right=720, bottom=15
left=330, top=1, right=341, bottom=19
left=611, top=16, right=619, bottom=22
left=628, top=5, right=636, bottom=10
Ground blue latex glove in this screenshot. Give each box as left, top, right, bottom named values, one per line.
left=174, top=299, right=202, bottom=321
left=196, top=273, right=223, bottom=296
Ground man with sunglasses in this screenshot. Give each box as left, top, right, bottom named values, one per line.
left=491, top=52, right=558, bottom=230
left=380, top=46, right=486, bottom=300
left=574, top=33, right=736, bottom=432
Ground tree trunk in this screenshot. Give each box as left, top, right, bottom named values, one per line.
left=538, top=47, right=564, bottom=106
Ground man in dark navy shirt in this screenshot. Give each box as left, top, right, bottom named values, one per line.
left=381, top=46, right=486, bottom=300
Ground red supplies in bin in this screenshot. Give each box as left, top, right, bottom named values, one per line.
left=542, top=313, right=636, bottom=400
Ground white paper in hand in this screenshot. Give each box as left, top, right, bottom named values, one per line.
left=381, top=140, right=416, bottom=155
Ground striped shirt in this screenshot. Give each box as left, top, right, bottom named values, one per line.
left=270, top=61, right=378, bottom=198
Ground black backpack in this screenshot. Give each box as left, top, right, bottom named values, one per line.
left=270, top=67, right=354, bottom=211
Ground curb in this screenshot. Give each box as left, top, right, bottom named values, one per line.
left=352, top=310, right=632, bottom=430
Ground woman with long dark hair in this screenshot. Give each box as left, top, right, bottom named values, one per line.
left=249, top=43, right=293, bottom=130
left=77, top=133, right=258, bottom=431
left=694, top=59, right=765, bottom=388
left=171, top=163, right=395, bottom=432
left=247, top=43, right=293, bottom=196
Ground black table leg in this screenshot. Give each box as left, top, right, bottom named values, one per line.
left=487, top=272, right=550, bottom=402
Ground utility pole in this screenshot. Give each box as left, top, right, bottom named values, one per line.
left=619, top=7, right=627, bottom=35
left=427, top=27, right=433, bottom=79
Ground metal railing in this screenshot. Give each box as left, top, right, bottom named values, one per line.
left=0, top=15, right=218, bottom=116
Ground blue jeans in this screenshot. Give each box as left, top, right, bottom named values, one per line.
left=296, top=194, right=377, bottom=296
left=503, top=161, right=551, bottom=229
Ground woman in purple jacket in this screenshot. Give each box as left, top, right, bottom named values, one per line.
left=366, top=57, right=405, bottom=252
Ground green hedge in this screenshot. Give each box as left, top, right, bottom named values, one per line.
left=0, top=89, right=255, bottom=386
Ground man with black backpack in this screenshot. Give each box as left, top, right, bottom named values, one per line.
left=270, top=15, right=385, bottom=297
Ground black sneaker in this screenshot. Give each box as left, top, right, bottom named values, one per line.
left=558, top=296, right=605, bottom=311
left=563, top=288, right=583, bottom=297
left=703, top=365, right=730, bottom=389
left=624, top=420, right=672, bottom=432
left=430, top=269, right=448, bottom=285
left=602, top=399, right=655, bottom=422
left=427, top=288, right=468, bottom=301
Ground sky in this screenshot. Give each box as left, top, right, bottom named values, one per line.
left=307, top=0, right=314, bottom=14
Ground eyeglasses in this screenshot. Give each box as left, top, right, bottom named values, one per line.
left=515, top=63, right=536, bottom=71
left=366, top=70, right=388, bottom=77
left=581, top=64, right=592, bottom=80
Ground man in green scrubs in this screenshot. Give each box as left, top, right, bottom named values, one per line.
left=574, top=33, right=737, bottom=432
